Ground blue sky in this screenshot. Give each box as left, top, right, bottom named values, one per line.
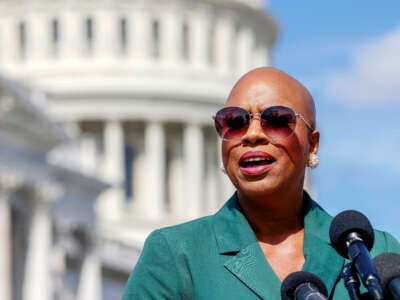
left=267, top=1, right=400, bottom=239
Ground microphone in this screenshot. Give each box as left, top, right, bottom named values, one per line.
left=329, top=210, right=384, bottom=300
left=341, top=262, right=362, bottom=300
left=373, top=252, right=400, bottom=300
left=281, top=271, right=328, bottom=300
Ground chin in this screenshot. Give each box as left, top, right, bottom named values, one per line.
left=236, top=177, right=281, bottom=199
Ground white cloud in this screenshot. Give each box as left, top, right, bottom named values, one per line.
left=324, top=26, right=400, bottom=103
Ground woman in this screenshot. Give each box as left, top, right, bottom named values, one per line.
left=123, top=67, right=400, bottom=299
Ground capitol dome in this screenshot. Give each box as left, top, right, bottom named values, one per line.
left=0, top=0, right=278, bottom=218
left=0, top=0, right=278, bottom=298
left=0, top=0, right=277, bottom=103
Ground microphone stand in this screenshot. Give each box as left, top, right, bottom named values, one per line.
left=341, top=262, right=362, bottom=300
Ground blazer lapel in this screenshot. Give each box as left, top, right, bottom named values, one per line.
left=212, top=192, right=345, bottom=299
left=224, top=242, right=282, bottom=299
left=212, top=193, right=281, bottom=299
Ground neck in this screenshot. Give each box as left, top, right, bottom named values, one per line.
left=237, top=186, right=304, bottom=243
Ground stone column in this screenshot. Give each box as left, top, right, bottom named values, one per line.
left=0, top=17, right=19, bottom=62
left=0, top=173, right=22, bottom=300
left=236, top=26, right=254, bottom=75
left=127, top=127, right=146, bottom=210
left=255, top=44, right=270, bottom=67
left=215, top=15, right=234, bottom=75
left=183, top=123, right=204, bottom=218
left=80, top=133, right=98, bottom=176
left=130, top=10, right=151, bottom=63
left=99, top=120, right=125, bottom=219
left=23, top=183, right=61, bottom=300
left=190, top=11, right=210, bottom=70
left=95, top=11, right=118, bottom=59
left=25, top=13, right=50, bottom=61
left=103, top=121, right=124, bottom=185
left=168, top=131, right=184, bottom=217
left=59, top=10, right=84, bottom=59
left=63, top=121, right=98, bottom=177
left=77, top=233, right=101, bottom=300
left=139, top=121, right=166, bottom=219
left=161, top=11, right=182, bottom=66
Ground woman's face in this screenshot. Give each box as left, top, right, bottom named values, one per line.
left=222, top=79, right=319, bottom=200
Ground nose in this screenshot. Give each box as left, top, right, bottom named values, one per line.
left=241, top=116, right=269, bottom=145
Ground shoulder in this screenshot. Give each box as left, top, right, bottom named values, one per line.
left=123, top=216, right=215, bottom=300
left=158, top=215, right=214, bottom=237
left=371, top=229, right=400, bottom=255
left=305, top=196, right=400, bottom=254
left=146, top=214, right=216, bottom=253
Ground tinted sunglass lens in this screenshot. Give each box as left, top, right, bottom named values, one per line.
left=215, top=107, right=249, bottom=140
left=261, top=106, right=296, bottom=141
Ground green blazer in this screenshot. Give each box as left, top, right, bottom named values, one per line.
left=123, top=192, right=400, bottom=299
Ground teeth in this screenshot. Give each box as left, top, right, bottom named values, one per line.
left=244, top=157, right=269, bottom=163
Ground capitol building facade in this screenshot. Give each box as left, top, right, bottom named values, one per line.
left=0, top=0, right=279, bottom=299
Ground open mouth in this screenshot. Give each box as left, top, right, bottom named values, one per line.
left=239, top=157, right=276, bottom=168
left=239, top=152, right=276, bottom=175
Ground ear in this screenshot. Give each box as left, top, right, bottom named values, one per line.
left=309, top=130, right=320, bottom=154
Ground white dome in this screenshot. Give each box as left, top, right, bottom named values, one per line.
left=0, top=0, right=278, bottom=118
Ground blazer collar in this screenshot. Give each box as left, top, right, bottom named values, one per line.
left=211, top=191, right=344, bottom=299
left=212, top=192, right=258, bottom=254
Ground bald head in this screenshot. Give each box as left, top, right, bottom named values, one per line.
left=226, top=67, right=316, bottom=128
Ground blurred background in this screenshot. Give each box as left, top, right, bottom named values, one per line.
left=0, top=0, right=398, bottom=299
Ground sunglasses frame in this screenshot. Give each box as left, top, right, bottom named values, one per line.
left=212, top=105, right=315, bottom=142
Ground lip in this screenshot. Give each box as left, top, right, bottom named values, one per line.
left=239, top=151, right=276, bottom=176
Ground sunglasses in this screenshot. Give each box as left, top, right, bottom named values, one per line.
left=213, top=106, right=314, bottom=142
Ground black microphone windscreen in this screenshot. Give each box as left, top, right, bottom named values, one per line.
left=329, top=210, right=374, bottom=258
left=373, top=252, right=400, bottom=293
left=281, top=271, right=328, bottom=300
